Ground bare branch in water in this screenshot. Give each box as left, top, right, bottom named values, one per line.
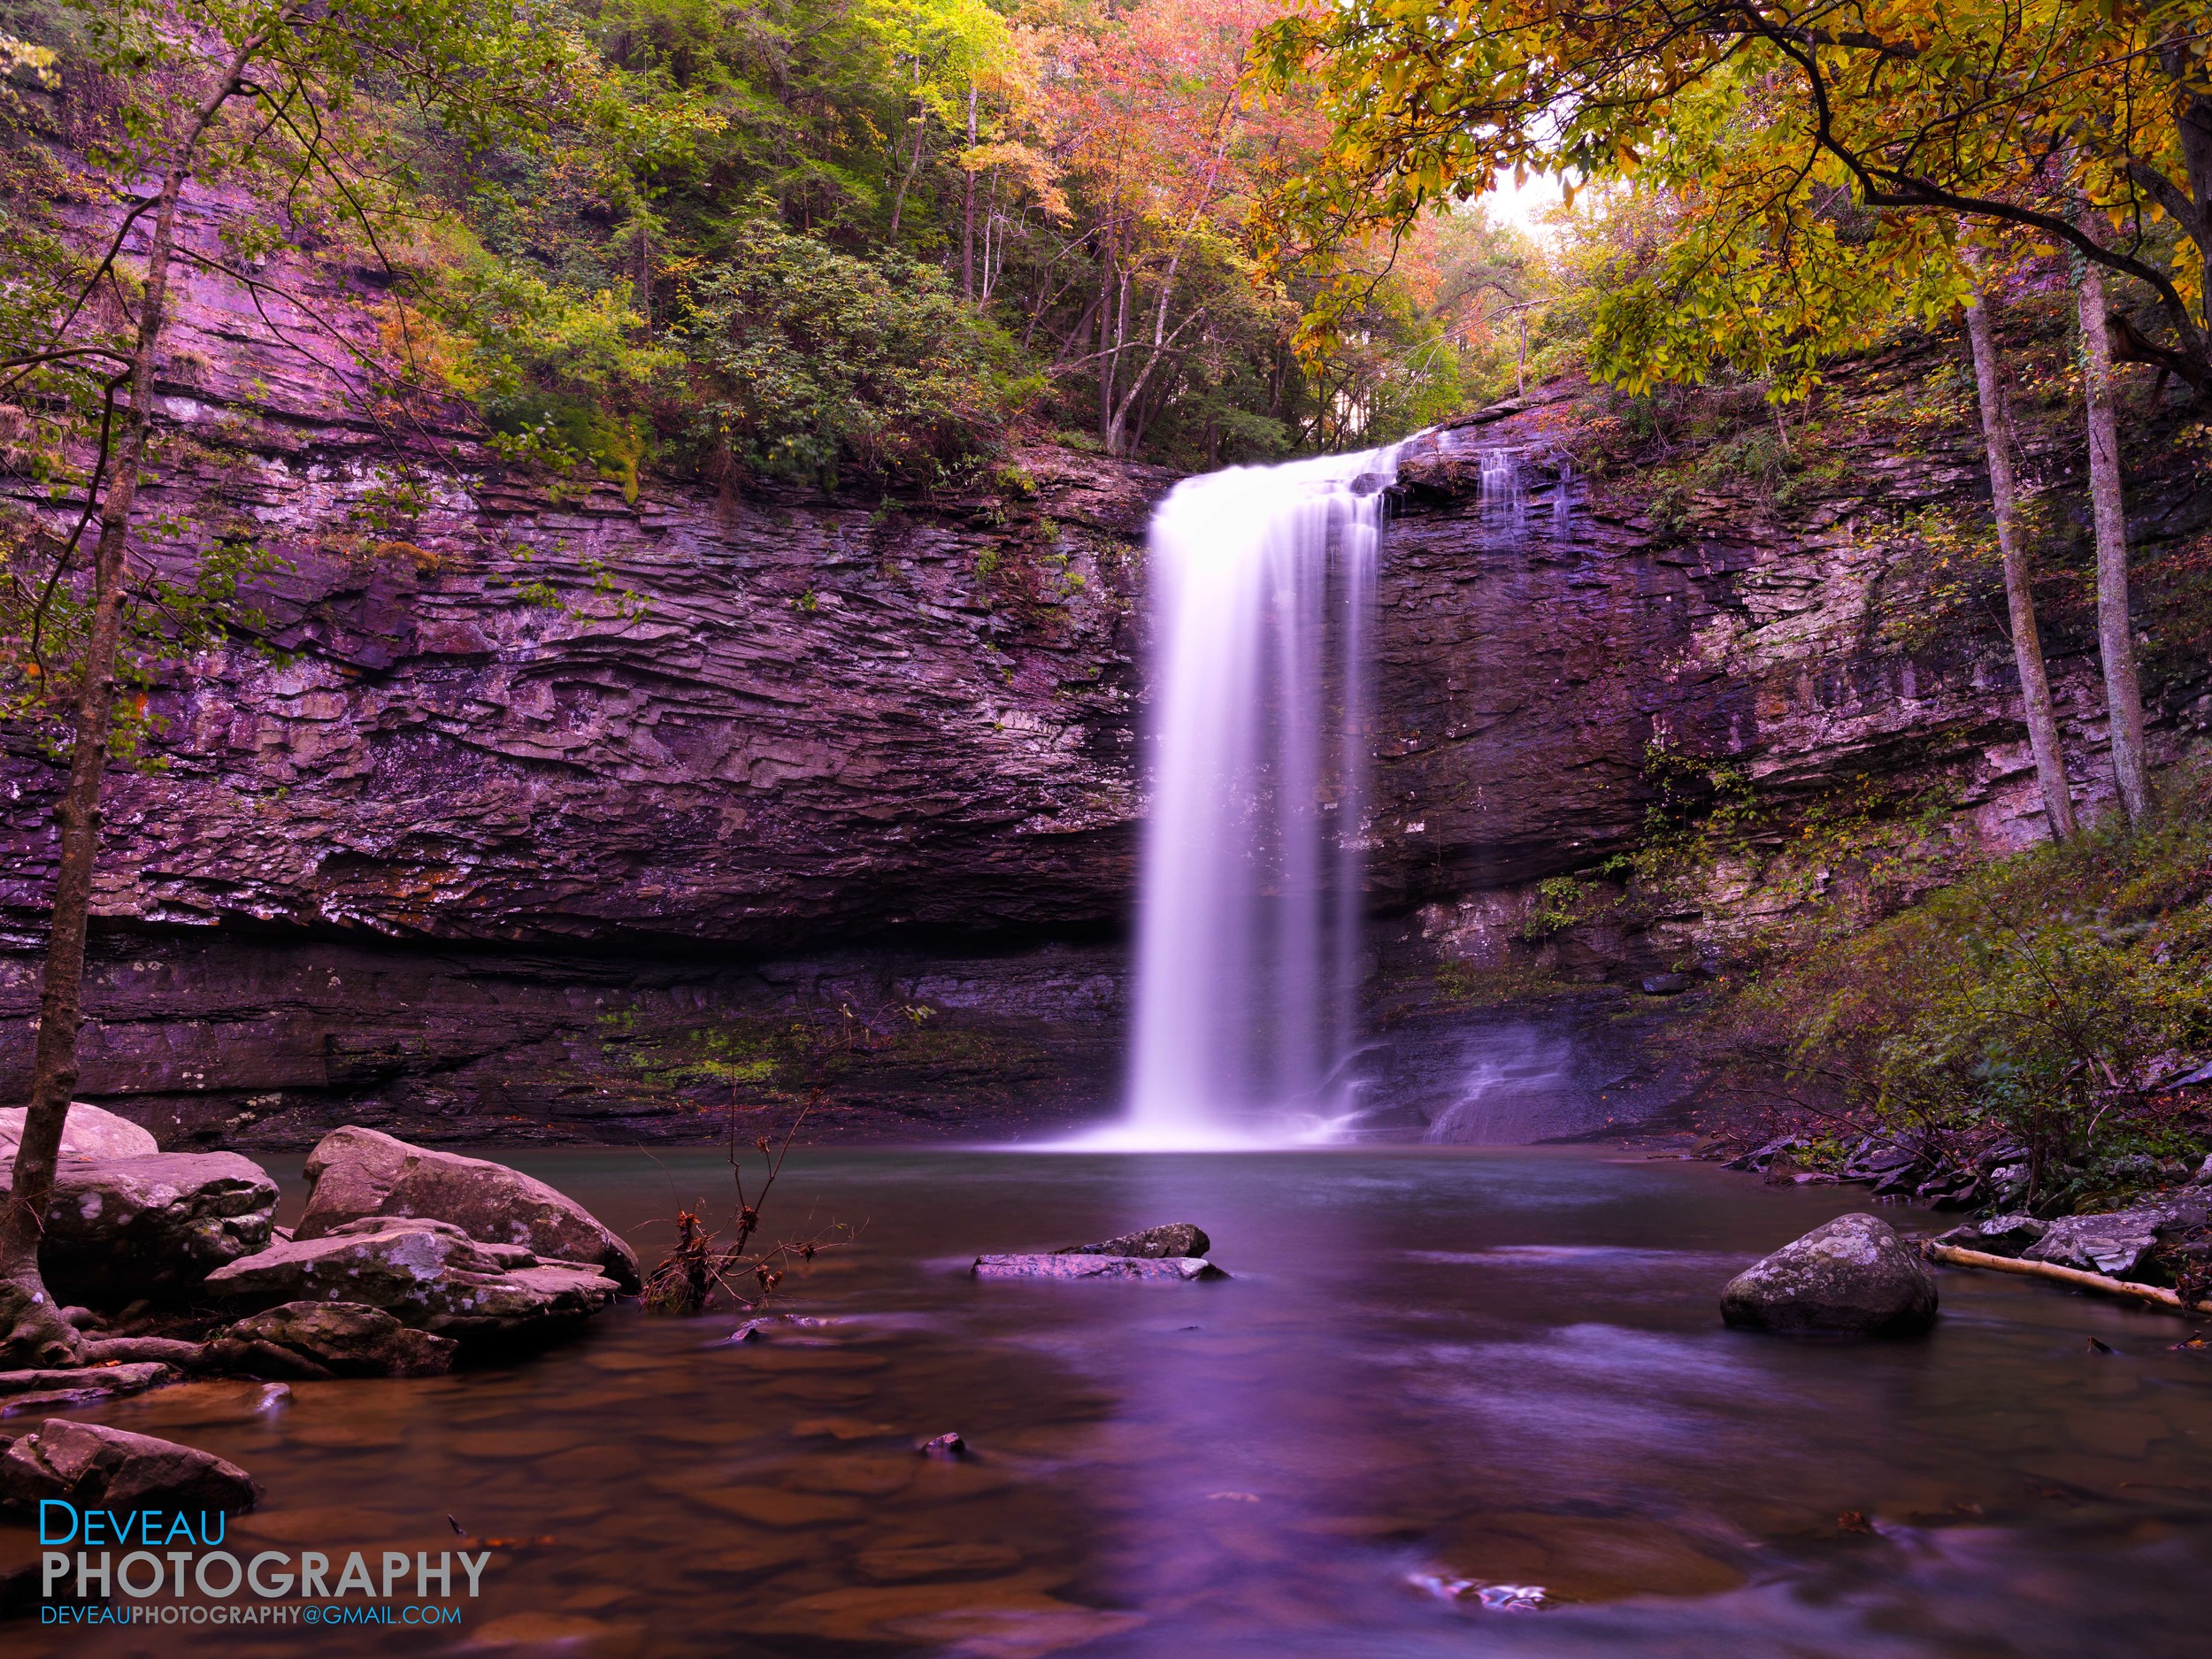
left=641, top=1096, right=849, bottom=1314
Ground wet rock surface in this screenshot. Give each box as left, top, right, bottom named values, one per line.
left=299, top=1125, right=641, bottom=1291
left=204, top=1216, right=622, bottom=1340
left=208, top=1301, right=457, bottom=1379
left=1056, top=1222, right=1210, bottom=1258
left=0, top=1418, right=259, bottom=1513
left=1721, top=1214, right=1939, bottom=1336
left=0, top=1362, right=174, bottom=1415
left=972, top=1254, right=1225, bottom=1282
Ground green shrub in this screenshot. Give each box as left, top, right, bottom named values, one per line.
left=1747, top=771, right=2212, bottom=1208
left=680, top=214, right=1004, bottom=487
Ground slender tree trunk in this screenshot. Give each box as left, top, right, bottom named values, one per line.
left=1962, top=273, right=2077, bottom=839
left=2, top=180, right=186, bottom=1368
left=1104, top=269, right=1133, bottom=453
left=888, top=64, right=925, bottom=240
left=635, top=217, right=651, bottom=337
left=2076, top=257, right=2153, bottom=821
left=1096, top=237, right=1117, bottom=447
left=960, top=84, right=977, bottom=303
left=0, top=37, right=258, bottom=1368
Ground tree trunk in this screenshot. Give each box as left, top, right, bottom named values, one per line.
left=1096, top=239, right=1118, bottom=448
left=888, top=64, right=926, bottom=239
left=960, top=84, right=978, bottom=303
left=0, top=175, right=189, bottom=1367
left=2076, top=258, right=2153, bottom=821
left=0, top=37, right=258, bottom=1368
left=1103, top=268, right=1133, bottom=453
left=1962, top=275, right=2077, bottom=839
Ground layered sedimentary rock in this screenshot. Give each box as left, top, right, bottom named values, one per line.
left=2, top=188, right=2208, bottom=1142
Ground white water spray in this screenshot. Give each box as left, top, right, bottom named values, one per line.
left=1077, top=446, right=1399, bottom=1149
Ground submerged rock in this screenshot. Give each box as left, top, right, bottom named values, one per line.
left=974, top=1254, right=1225, bottom=1282
left=0, top=1102, right=157, bottom=1175
left=204, top=1216, right=621, bottom=1341
left=298, top=1126, right=641, bottom=1292
left=1720, top=1214, right=1938, bottom=1337
left=0, top=1419, right=258, bottom=1514
left=33, top=1153, right=278, bottom=1303
left=208, top=1301, right=457, bottom=1379
left=1055, top=1223, right=1211, bottom=1259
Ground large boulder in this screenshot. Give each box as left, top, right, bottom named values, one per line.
left=27, top=1153, right=279, bottom=1303
left=207, top=1302, right=457, bottom=1379
left=0, top=1419, right=258, bottom=1514
left=0, top=1102, right=157, bottom=1175
left=298, top=1127, right=641, bottom=1293
left=1720, top=1214, right=1939, bottom=1337
left=204, top=1217, right=620, bottom=1342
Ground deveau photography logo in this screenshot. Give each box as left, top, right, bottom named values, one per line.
left=35, top=1501, right=492, bottom=1628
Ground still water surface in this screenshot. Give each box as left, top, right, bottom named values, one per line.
left=20, top=1148, right=2212, bottom=1657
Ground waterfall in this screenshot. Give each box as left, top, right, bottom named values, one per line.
left=1080, top=446, right=1399, bottom=1149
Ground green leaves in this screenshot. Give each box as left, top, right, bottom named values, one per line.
left=1768, top=779, right=2212, bottom=1201
left=679, top=213, right=1004, bottom=485
left=1269, top=1, right=2212, bottom=393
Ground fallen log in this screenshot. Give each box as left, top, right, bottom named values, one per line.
left=1928, top=1243, right=2212, bottom=1316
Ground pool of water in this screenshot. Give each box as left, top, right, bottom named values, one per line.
left=16, top=1147, right=2212, bottom=1656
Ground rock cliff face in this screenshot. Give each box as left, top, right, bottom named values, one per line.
left=3, top=208, right=2207, bottom=1144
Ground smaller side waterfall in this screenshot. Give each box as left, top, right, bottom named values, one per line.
left=1080, top=446, right=1398, bottom=1149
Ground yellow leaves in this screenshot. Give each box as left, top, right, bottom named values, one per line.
left=1615, top=143, right=1640, bottom=176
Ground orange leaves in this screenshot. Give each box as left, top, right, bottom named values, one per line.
left=1039, top=0, right=1314, bottom=229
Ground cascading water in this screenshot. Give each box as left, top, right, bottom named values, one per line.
left=1078, top=446, right=1399, bottom=1149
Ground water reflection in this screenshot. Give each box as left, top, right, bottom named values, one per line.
left=14, top=1148, right=2211, bottom=1658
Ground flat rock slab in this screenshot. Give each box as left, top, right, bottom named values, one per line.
left=972, top=1255, right=1225, bottom=1282
left=0, top=1363, right=173, bottom=1416
left=204, top=1216, right=620, bottom=1341
left=2024, top=1200, right=2208, bottom=1277
left=0, top=1418, right=258, bottom=1514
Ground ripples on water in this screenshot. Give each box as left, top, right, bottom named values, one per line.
left=19, top=1148, right=2212, bottom=1656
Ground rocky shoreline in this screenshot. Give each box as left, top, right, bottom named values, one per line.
left=1658, top=1118, right=2212, bottom=1333
left=1, top=1107, right=639, bottom=1512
